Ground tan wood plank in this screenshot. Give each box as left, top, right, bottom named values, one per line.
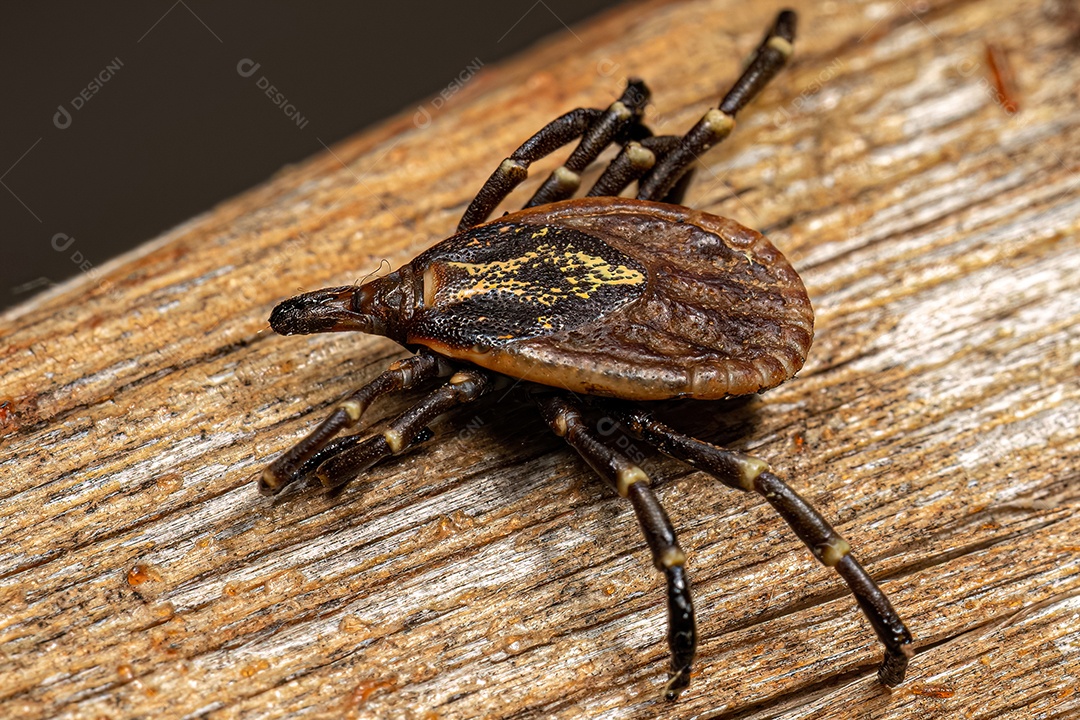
left=2, top=0, right=1078, bottom=718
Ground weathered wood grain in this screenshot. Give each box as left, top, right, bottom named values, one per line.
left=2, top=0, right=1079, bottom=718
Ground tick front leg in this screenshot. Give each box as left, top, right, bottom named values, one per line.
left=610, top=405, right=914, bottom=686
left=259, top=351, right=453, bottom=495
left=533, top=392, right=696, bottom=701
left=313, top=368, right=495, bottom=490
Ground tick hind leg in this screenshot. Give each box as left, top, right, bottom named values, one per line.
left=259, top=350, right=454, bottom=495
left=458, top=79, right=651, bottom=230
left=533, top=392, right=696, bottom=701
left=609, top=405, right=914, bottom=686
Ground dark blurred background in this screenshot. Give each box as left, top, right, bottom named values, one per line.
left=0, top=1, right=624, bottom=312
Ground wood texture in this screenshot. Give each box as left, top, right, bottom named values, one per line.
left=2, top=1, right=1078, bottom=718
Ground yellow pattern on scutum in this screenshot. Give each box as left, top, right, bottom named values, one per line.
left=442, top=240, right=644, bottom=307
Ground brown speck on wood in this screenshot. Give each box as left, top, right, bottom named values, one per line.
left=911, top=684, right=957, bottom=699
left=1, top=1, right=1079, bottom=718
left=985, top=42, right=1020, bottom=114
left=126, top=564, right=162, bottom=587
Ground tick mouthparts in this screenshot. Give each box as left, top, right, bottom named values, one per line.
left=268, top=285, right=384, bottom=336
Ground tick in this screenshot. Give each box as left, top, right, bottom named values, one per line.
left=258, top=10, right=913, bottom=700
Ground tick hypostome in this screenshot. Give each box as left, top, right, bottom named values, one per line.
left=258, top=8, right=914, bottom=701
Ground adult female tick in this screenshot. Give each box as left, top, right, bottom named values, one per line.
left=258, top=9, right=914, bottom=700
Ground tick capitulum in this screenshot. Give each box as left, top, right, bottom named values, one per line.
left=258, top=9, right=914, bottom=700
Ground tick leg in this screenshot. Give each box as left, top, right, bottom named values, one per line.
left=584, top=141, right=656, bottom=197
left=313, top=368, right=495, bottom=490
left=458, top=108, right=602, bottom=230
left=608, top=406, right=914, bottom=686
left=637, top=10, right=797, bottom=202
left=533, top=392, right=696, bottom=701
left=259, top=351, right=454, bottom=495
left=586, top=135, right=697, bottom=203
left=459, top=80, right=650, bottom=230
left=289, top=427, right=436, bottom=484
left=657, top=163, right=697, bottom=205
left=523, top=79, right=650, bottom=208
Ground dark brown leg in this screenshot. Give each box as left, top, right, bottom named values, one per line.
left=658, top=165, right=697, bottom=205
left=458, top=80, right=651, bottom=230
left=260, top=351, right=453, bottom=495
left=533, top=392, right=696, bottom=701
left=586, top=134, right=693, bottom=200
left=583, top=139, right=657, bottom=197
left=287, top=427, right=436, bottom=487
left=314, top=368, right=495, bottom=489
left=608, top=405, right=914, bottom=686
left=637, top=10, right=797, bottom=202
left=523, top=79, right=650, bottom=208
left=458, top=108, right=600, bottom=230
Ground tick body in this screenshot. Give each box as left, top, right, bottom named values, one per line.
left=259, top=10, right=913, bottom=701
left=272, top=198, right=814, bottom=402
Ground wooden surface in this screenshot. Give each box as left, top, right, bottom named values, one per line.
left=2, top=0, right=1079, bottom=718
